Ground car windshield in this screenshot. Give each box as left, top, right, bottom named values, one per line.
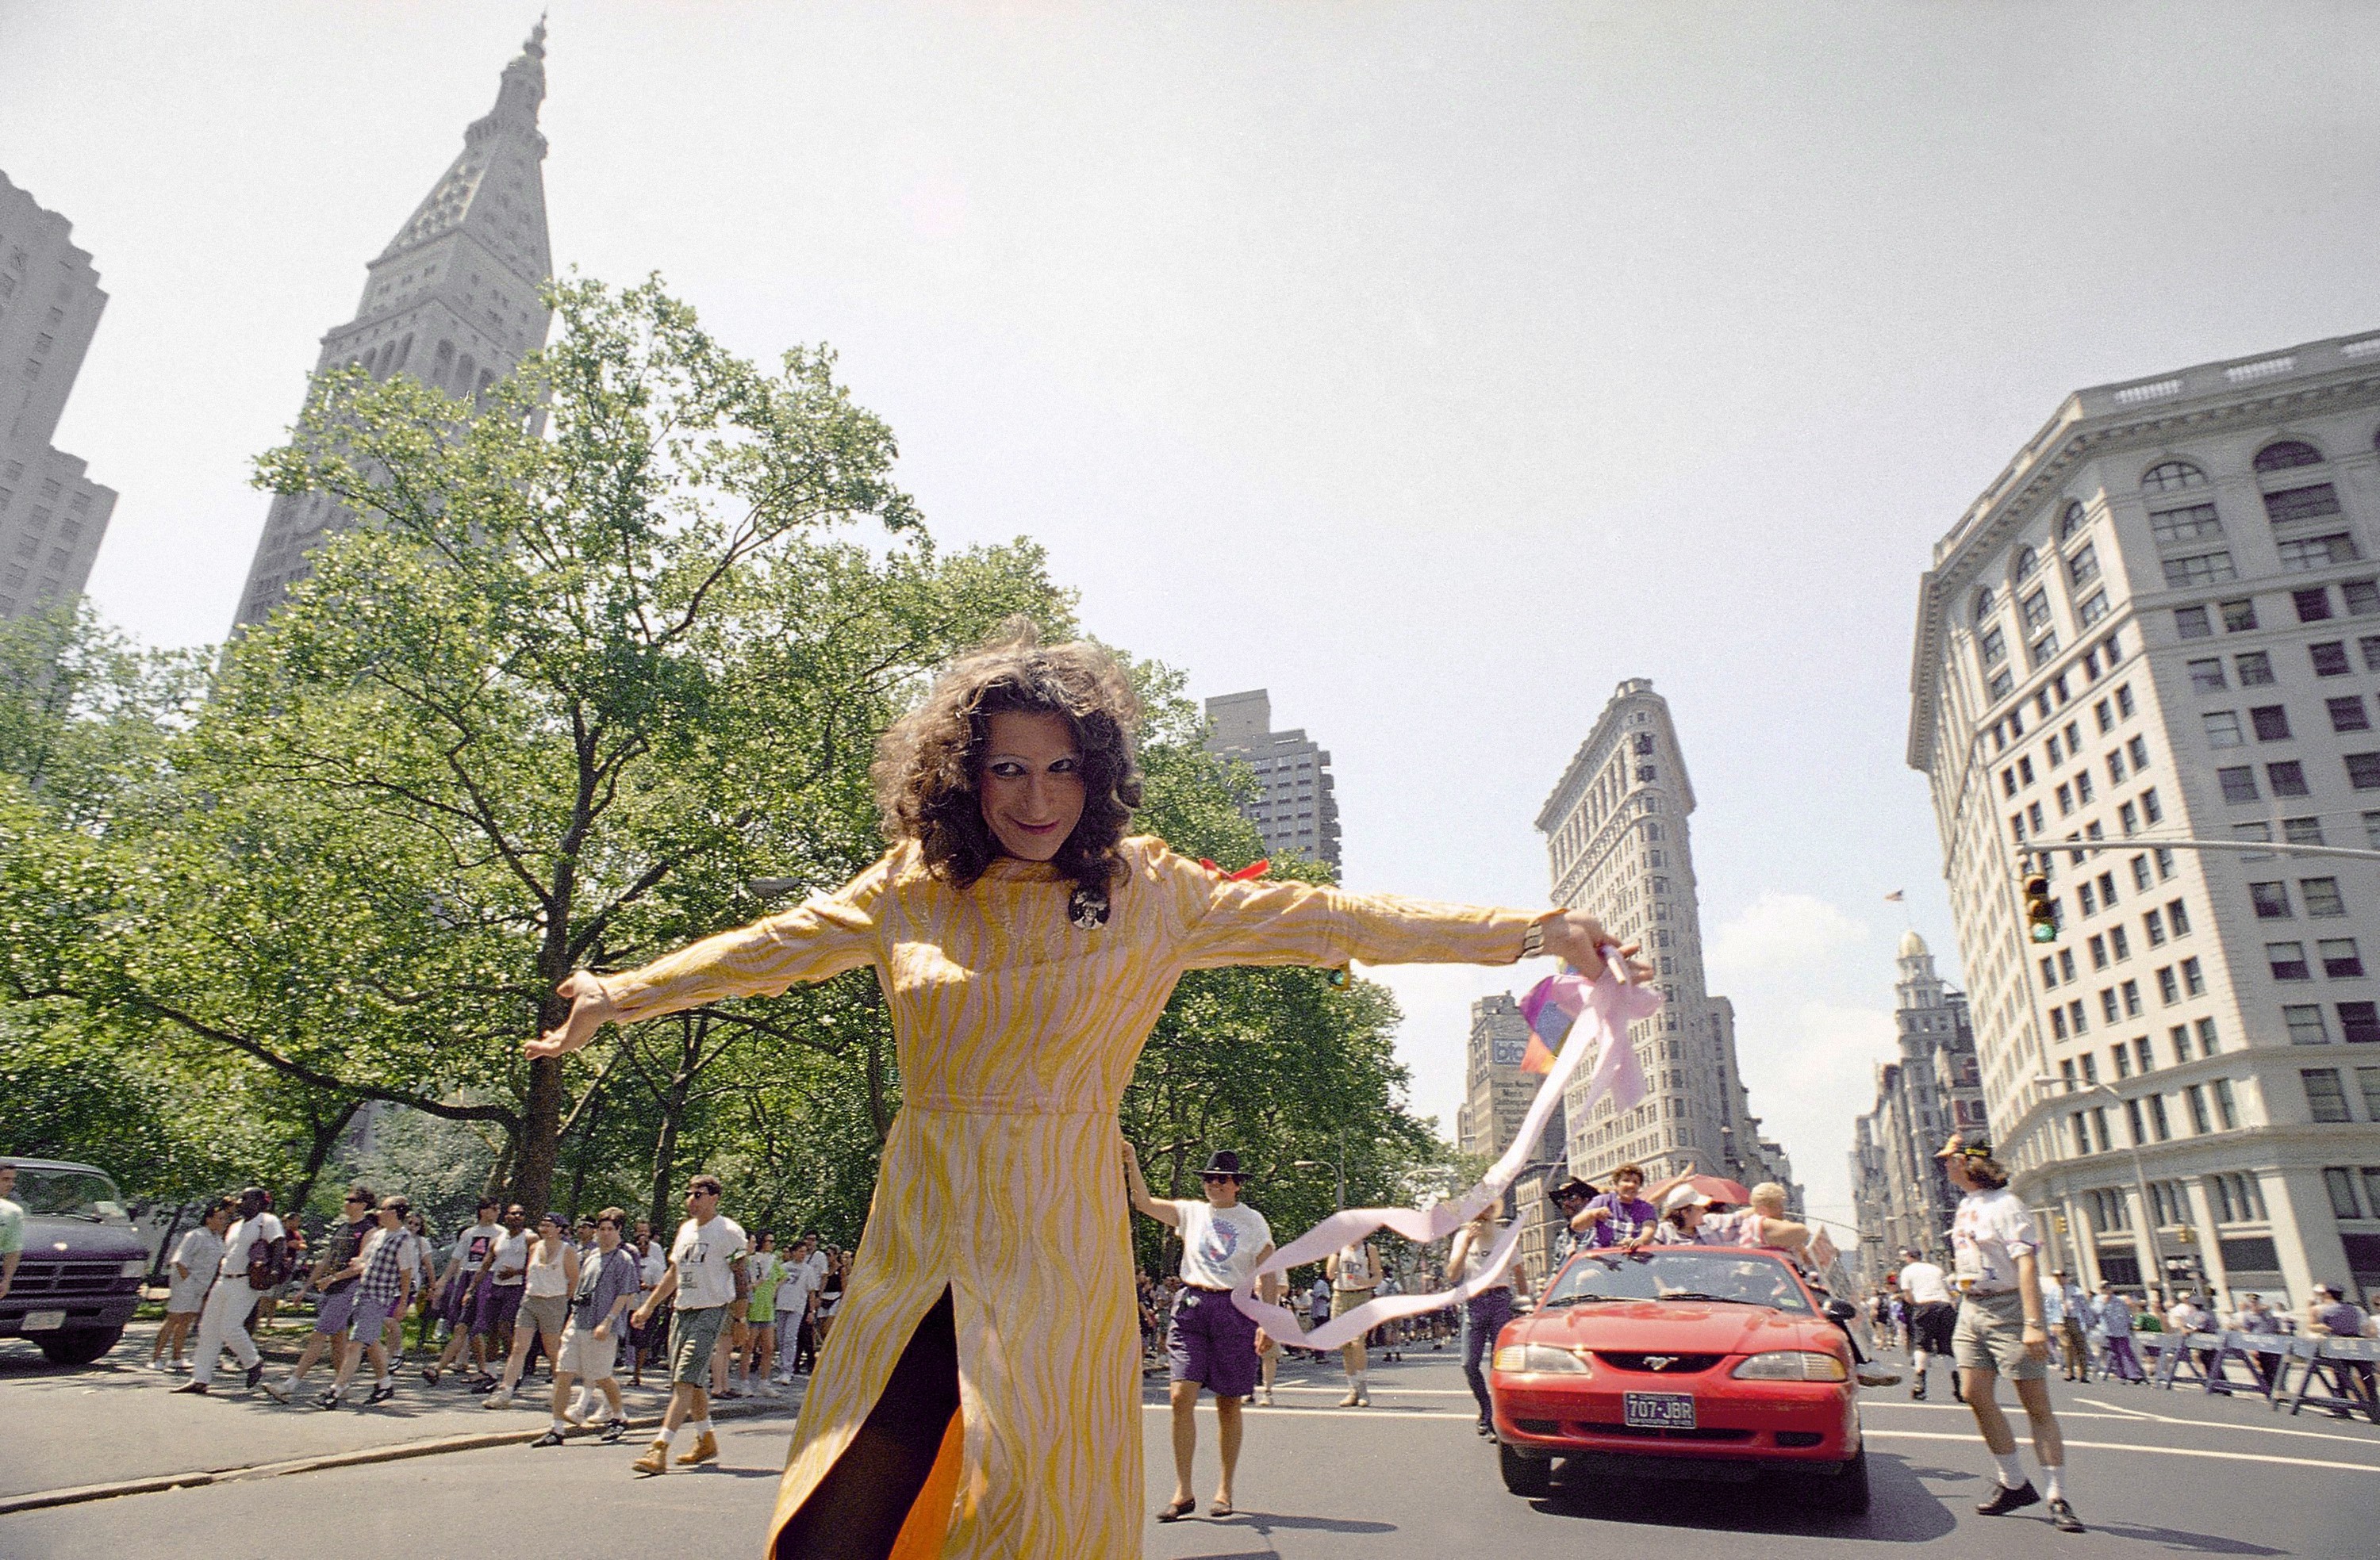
left=1541, top=1249, right=1813, bottom=1314
left=9, top=1167, right=130, bottom=1223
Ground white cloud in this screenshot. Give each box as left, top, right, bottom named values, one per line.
left=1706, top=891, right=1871, bottom=987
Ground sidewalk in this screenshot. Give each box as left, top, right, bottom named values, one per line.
left=0, top=1321, right=804, bottom=1505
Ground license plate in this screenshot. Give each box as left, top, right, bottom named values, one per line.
left=20, top=1310, right=66, bottom=1332
left=1623, top=1391, right=1697, bottom=1430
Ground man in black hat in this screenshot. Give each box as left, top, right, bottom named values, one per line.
left=1547, top=1177, right=1597, bottom=1268
left=1123, top=1143, right=1279, bottom=1522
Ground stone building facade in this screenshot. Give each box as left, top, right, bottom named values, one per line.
left=1909, top=330, right=2380, bottom=1305
left=1537, top=679, right=1795, bottom=1198
left=1849, top=930, right=1989, bottom=1286
left=0, top=171, right=115, bottom=621
left=1203, top=688, right=1342, bottom=869
left=232, top=22, right=555, bottom=630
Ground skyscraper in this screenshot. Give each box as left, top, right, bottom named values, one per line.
left=1848, top=930, right=1989, bottom=1282
left=0, top=171, right=115, bottom=622
left=1537, top=679, right=1793, bottom=1194
left=1203, top=688, right=1342, bottom=869
left=1910, top=329, right=2380, bottom=1305
left=232, top=21, right=555, bottom=630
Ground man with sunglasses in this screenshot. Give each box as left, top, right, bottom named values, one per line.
left=264, top=1185, right=378, bottom=1403
left=629, top=1174, right=748, bottom=1474
left=1124, top=1144, right=1279, bottom=1523
left=315, top=1196, right=419, bottom=1409
left=538, top=1206, right=640, bottom=1446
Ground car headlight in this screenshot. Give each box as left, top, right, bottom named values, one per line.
left=121, top=1259, right=148, bottom=1278
left=1491, top=1343, right=1591, bottom=1374
left=1731, top=1350, right=1848, bottom=1382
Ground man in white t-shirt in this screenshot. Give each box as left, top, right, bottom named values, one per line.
left=774, top=1231, right=827, bottom=1381
left=629, top=1173, right=748, bottom=1474
left=425, top=1199, right=505, bottom=1386
left=1326, top=1239, right=1382, bottom=1406
left=174, top=1186, right=286, bottom=1393
left=1897, top=1245, right=1956, bottom=1401
left=1940, top=1134, right=2083, bottom=1534
left=1124, top=1144, right=1280, bottom=1523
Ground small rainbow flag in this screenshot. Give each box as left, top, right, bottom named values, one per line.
left=1517, top=970, right=1594, bottom=1075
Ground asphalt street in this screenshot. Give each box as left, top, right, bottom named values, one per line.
left=3, top=1332, right=2375, bottom=1557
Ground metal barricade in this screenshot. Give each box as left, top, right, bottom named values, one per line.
left=2203, top=1330, right=2293, bottom=1405
left=2153, top=1329, right=2225, bottom=1391
left=2282, top=1336, right=2380, bottom=1424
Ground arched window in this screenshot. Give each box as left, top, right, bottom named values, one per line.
left=1973, top=586, right=1996, bottom=624
left=2058, top=500, right=2086, bottom=541
left=395, top=334, right=413, bottom=372
left=474, top=367, right=496, bottom=399
left=432, top=339, right=455, bottom=386
left=456, top=353, right=478, bottom=394
left=2014, top=546, right=2039, bottom=582
left=2142, top=459, right=2208, bottom=493
left=2254, top=439, right=2324, bottom=473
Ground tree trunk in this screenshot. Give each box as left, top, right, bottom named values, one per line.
left=645, top=1014, right=700, bottom=1230
left=284, top=1098, right=363, bottom=1215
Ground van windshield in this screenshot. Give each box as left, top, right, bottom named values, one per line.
left=10, top=1167, right=129, bottom=1223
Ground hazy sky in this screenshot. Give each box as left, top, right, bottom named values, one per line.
left=5, top=1, right=2375, bottom=1232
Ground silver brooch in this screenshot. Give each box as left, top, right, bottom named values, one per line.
left=1069, top=887, right=1110, bottom=929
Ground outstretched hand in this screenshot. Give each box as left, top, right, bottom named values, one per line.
left=524, top=971, right=619, bottom=1060
left=1538, top=913, right=1651, bottom=984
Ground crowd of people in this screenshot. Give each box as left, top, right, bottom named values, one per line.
left=140, top=1175, right=862, bottom=1466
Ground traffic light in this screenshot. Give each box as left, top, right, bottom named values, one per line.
left=2024, top=871, right=2058, bottom=944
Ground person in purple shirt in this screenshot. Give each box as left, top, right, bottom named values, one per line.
left=1580, top=1163, right=1660, bottom=1250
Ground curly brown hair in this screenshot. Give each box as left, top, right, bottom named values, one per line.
left=872, top=619, right=1144, bottom=899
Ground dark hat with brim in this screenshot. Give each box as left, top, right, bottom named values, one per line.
left=1200, top=1150, right=1250, bottom=1182
left=1549, top=1177, right=1595, bottom=1203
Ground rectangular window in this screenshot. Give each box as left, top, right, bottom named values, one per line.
left=2079, top=883, right=2098, bottom=917
left=2251, top=705, right=2293, bottom=742
left=2204, top=711, right=2244, bottom=748
left=2145, top=907, right=2167, bottom=945
left=2121, top=975, right=2141, bottom=1014
left=2186, top=1084, right=2211, bottom=1134
left=2296, top=586, right=2336, bottom=621
left=2071, top=999, right=2090, bottom=1033
left=2102, top=989, right=2120, bottom=1024
left=2188, top=657, right=2228, bottom=692
left=2280, top=534, right=2362, bottom=572
left=2148, top=1094, right=2172, bottom=1141
left=2051, top=1006, right=2068, bottom=1040
left=2157, top=966, right=2179, bottom=1004
left=2095, top=697, right=2116, bottom=733
left=2213, top=1077, right=2239, bottom=1128
left=2304, top=877, right=2347, bottom=917
left=2129, top=735, right=2151, bottom=769
left=2071, top=1114, right=2091, bottom=1156
left=2018, top=756, right=2036, bottom=785
left=2270, top=942, right=2312, bottom=980
left=2340, top=1002, right=2380, bottom=1044
left=2022, top=589, right=2053, bottom=633
left=2040, top=956, right=2058, bottom=988
left=2182, top=956, right=2205, bottom=995
left=2030, top=633, right=2059, bottom=668
left=2306, top=1071, right=2354, bottom=1124
left=2324, top=1166, right=2363, bottom=1217
left=2069, top=543, right=2101, bottom=588
left=2347, top=579, right=2379, bottom=616
left=2142, top=787, right=2163, bottom=823
left=2111, top=925, right=2132, bottom=961
left=2002, top=766, right=2019, bottom=797
left=2135, top=1035, right=2154, bottom=1072
left=2113, top=1041, right=2133, bottom=1079
left=2198, top=1016, right=2219, bottom=1056
left=2079, top=590, right=2109, bottom=627
left=2236, top=650, right=2277, bottom=686
left=2238, top=820, right=2274, bottom=859
left=2319, top=938, right=2365, bottom=978
left=2166, top=552, right=2238, bottom=587
left=1981, top=626, right=2007, bottom=666
left=2169, top=899, right=2191, bottom=936
left=2266, top=482, right=2346, bottom=524
left=2061, top=949, right=2078, bottom=980
left=2349, top=753, right=2380, bottom=791
left=2132, top=854, right=2152, bottom=891
left=2332, top=696, right=2372, bottom=732
left=2125, top=1097, right=2147, bottom=1145
left=2119, top=800, right=2140, bottom=834
left=2075, top=770, right=2095, bottom=804
left=2029, top=801, right=2045, bottom=831
left=2362, top=1069, right=2380, bottom=1121
left=2152, top=504, right=2224, bottom=544
left=2286, top=816, right=2328, bottom=845
left=2312, top=641, right=2352, bottom=676
left=2366, top=636, right=2380, bottom=673
left=1988, top=669, right=2014, bottom=701
left=2251, top=881, right=2294, bottom=918
left=2118, top=684, right=2137, bottom=717
left=2269, top=762, right=2310, bottom=797
left=2057, top=781, right=2075, bottom=816
left=2107, top=749, right=2129, bottom=784
left=2175, top=605, right=2213, bottom=638
left=2286, top=1004, right=2330, bottom=1044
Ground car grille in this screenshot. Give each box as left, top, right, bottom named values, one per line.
left=6, top=1259, right=129, bottom=1298
left=1577, top=1420, right=1755, bottom=1443
left=1595, top=1351, right=1723, bottom=1374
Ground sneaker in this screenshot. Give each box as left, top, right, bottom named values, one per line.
left=368, top=1380, right=397, bottom=1405
left=601, top=1418, right=629, bottom=1443
left=532, top=1429, right=566, bottom=1447
left=170, top=1360, right=191, bottom=1374
left=2048, top=1497, right=2086, bottom=1533
left=263, top=1378, right=295, bottom=1403
left=169, top=1381, right=208, bottom=1395
left=1259, top=1389, right=1275, bottom=1407
left=245, top=1362, right=266, bottom=1390
left=1910, top=1383, right=1926, bottom=1400
left=631, top=1443, right=669, bottom=1477
left=1338, top=1389, right=1360, bottom=1407
left=1355, top=1389, right=1370, bottom=1407
left=316, top=1389, right=343, bottom=1411
left=482, top=1389, right=512, bottom=1410
left=678, top=1431, right=719, bottom=1466
left=1975, top=1479, right=2040, bottom=1516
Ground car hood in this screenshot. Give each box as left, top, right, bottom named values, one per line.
left=18, top=1215, right=144, bottom=1264
left=1521, top=1300, right=1837, bottom=1355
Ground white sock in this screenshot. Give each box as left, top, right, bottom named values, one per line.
left=551, top=1416, right=570, bottom=1432
left=694, top=1417, right=714, bottom=1436
left=1911, top=1349, right=1929, bottom=1375
left=2040, top=1464, right=2064, bottom=1502
left=1993, top=1451, right=2026, bottom=1489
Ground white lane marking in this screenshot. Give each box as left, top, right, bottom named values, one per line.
left=1142, top=1402, right=1466, bottom=1420
left=1866, top=1429, right=2380, bottom=1474
left=2068, top=1394, right=2380, bottom=1448
left=1266, top=1385, right=1477, bottom=1397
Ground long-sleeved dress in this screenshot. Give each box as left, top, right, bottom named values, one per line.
left=599, top=835, right=1540, bottom=1558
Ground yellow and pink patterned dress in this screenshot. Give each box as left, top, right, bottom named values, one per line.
left=599, top=835, right=1538, bottom=1558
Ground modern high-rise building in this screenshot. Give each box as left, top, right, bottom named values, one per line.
left=1848, top=930, right=1989, bottom=1285
left=1537, top=678, right=1795, bottom=1197
left=1909, top=329, right=2380, bottom=1306
left=232, top=21, right=555, bottom=630
left=1203, top=688, right=1342, bottom=869
left=0, top=171, right=116, bottom=622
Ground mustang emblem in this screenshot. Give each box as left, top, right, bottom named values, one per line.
left=1643, top=1355, right=1679, bottom=1370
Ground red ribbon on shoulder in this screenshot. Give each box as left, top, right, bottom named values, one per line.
left=1198, top=858, right=1270, bottom=882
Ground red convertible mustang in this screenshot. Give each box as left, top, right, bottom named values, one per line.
left=1488, top=1245, right=1868, bottom=1512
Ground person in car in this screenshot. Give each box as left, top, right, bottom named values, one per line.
left=1578, top=1163, right=1660, bottom=1250
left=1707, top=1182, right=1813, bottom=1255
left=1653, top=1184, right=1723, bottom=1243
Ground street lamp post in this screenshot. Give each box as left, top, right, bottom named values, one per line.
left=1293, top=1131, right=1348, bottom=1210
left=2033, top=1076, right=2161, bottom=1298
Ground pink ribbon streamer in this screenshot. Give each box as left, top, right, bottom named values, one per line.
left=1231, top=952, right=1662, bottom=1349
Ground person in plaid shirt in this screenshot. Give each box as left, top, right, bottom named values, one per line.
left=316, top=1196, right=420, bottom=1409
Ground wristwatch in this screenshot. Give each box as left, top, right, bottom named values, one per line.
left=1521, top=918, right=1552, bottom=960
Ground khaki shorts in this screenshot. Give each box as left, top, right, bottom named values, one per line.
left=1330, top=1287, right=1376, bottom=1320
left=1954, top=1287, right=2047, bottom=1381
left=556, top=1317, right=618, bottom=1381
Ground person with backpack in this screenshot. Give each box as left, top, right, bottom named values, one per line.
left=315, top=1195, right=420, bottom=1409
left=265, top=1185, right=378, bottom=1403
left=172, top=1186, right=288, bottom=1394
